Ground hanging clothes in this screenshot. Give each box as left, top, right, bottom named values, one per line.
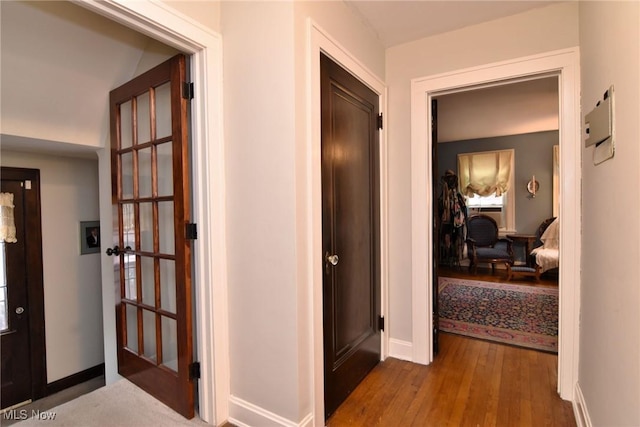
left=438, top=170, right=467, bottom=266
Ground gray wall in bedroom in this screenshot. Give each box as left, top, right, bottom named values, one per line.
left=437, top=130, right=558, bottom=235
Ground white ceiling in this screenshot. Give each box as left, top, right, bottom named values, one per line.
left=345, top=0, right=563, bottom=48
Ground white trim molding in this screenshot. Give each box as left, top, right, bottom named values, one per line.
left=573, top=382, right=593, bottom=427
left=229, top=396, right=313, bottom=427
left=388, top=338, right=413, bottom=362
left=307, top=19, right=388, bottom=426
left=410, top=47, right=581, bottom=401
left=75, top=1, right=228, bottom=424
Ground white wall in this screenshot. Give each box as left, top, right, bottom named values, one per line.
left=222, top=1, right=384, bottom=424
left=0, top=151, right=104, bottom=383
left=221, top=2, right=300, bottom=423
left=385, top=1, right=579, bottom=343
left=132, top=39, right=180, bottom=77
left=165, top=0, right=221, bottom=34
left=579, top=2, right=640, bottom=425
left=293, top=2, right=385, bottom=79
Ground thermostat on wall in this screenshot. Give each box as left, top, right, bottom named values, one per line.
left=584, top=86, right=613, bottom=147
left=585, top=85, right=615, bottom=165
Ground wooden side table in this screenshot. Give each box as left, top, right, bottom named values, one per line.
left=506, top=234, right=537, bottom=267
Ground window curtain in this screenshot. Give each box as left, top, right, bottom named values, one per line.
left=458, top=150, right=513, bottom=197
left=0, top=193, right=17, bottom=243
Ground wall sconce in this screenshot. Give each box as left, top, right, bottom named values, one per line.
left=527, top=175, right=539, bottom=198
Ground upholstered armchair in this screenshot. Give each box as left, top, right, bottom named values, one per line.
left=465, top=214, right=514, bottom=274
left=530, top=217, right=559, bottom=275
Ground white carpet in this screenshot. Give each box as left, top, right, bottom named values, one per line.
left=16, top=380, right=210, bottom=427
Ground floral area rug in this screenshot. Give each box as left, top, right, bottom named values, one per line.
left=438, top=277, right=558, bottom=352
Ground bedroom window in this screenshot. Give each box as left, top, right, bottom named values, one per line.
left=458, top=149, right=515, bottom=232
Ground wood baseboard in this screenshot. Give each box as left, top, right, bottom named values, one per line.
left=45, top=363, right=105, bottom=396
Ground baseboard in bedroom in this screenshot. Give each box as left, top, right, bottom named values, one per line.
left=229, top=395, right=313, bottom=427
left=388, top=338, right=413, bottom=361
left=573, top=382, right=593, bottom=427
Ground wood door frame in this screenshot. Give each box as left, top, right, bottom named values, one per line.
left=308, top=20, right=389, bottom=424
left=410, top=47, right=581, bottom=401
left=430, top=99, right=440, bottom=356
left=0, top=167, right=47, bottom=402
left=75, top=1, right=227, bottom=423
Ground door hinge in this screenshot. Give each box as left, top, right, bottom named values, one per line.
left=378, top=315, right=385, bottom=332
left=189, top=362, right=201, bottom=380
left=182, top=82, right=194, bottom=100
left=377, top=113, right=383, bottom=130
left=186, top=223, right=197, bottom=240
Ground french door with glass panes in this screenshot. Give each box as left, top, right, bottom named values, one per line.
left=108, top=54, right=195, bottom=419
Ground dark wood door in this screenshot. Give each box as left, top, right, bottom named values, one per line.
left=321, top=53, right=381, bottom=420
left=431, top=99, right=440, bottom=355
left=1, top=168, right=46, bottom=409
left=109, top=54, right=195, bottom=419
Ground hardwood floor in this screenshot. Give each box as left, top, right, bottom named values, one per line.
left=327, top=266, right=568, bottom=426
left=326, top=333, right=575, bottom=427
left=438, top=265, right=559, bottom=288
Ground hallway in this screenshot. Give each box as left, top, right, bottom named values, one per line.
left=327, top=333, right=575, bottom=426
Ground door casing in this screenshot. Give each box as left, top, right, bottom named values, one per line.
left=320, top=52, right=382, bottom=420
left=410, top=47, right=581, bottom=400
left=75, top=1, right=226, bottom=424
left=309, top=21, right=389, bottom=423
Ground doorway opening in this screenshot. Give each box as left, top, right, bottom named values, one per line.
left=320, top=53, right=382, bottom=420
left=108, top=54, right=196, bottom=419
left=411, top=48, right=581, bottom=400
left=308, top=22, right=389, bottom=422
left=2, top=0, right=226, bottom=423
left=432, top=76, right=560, bottom=356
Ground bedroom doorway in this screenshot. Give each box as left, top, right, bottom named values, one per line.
left=432, top=77, right=561, bottom=356
left=411, top=48, right=581, bottom=400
